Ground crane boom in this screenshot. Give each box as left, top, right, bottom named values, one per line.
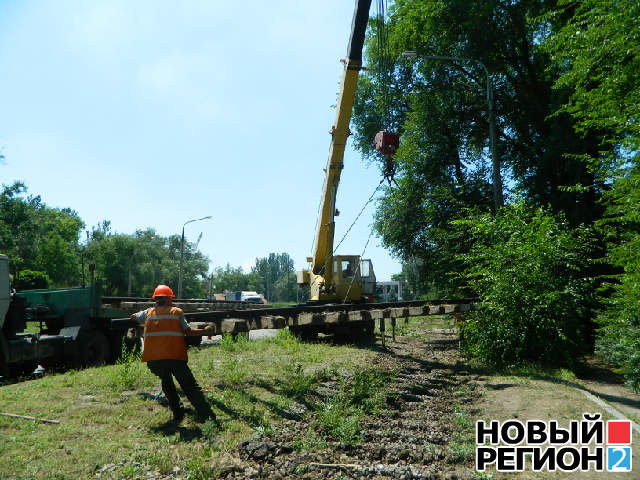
left=312, top=0, right=371, bottom=274
left=299, top=0, right=374, bottom=302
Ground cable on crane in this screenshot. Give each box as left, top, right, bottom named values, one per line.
left=333, top=180, right=384, bottom=255
left=373, top=0, right=400, bottom=185
left=342, top=225, right=376, bottom=304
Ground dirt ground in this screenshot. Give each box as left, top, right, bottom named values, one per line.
left=215, top=327, right=640, bottom=480
left=467, top=355, right=640, bottom=479
left=217, top=329, right=477, bottom=480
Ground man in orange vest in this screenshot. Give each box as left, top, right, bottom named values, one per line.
left=131, top=284, right=216, bottom=424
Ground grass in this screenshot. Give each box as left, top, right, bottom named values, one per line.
left=0, top=328, right=380, bottom=479
left=384, top=315, right=457, bottom=338
left=445, top=383, right=477, bottom=465
left=12, top=316, right=608, bottom=479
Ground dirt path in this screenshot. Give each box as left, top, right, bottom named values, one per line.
left=575, top=359, right=640, bottom=427
left=220, top=330, right=476, bottom=480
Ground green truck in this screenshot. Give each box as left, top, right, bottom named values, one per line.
left=0, top=254, right=131, bottom=378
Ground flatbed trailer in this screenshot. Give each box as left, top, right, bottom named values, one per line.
left=111, top=299, right=475, bottom=343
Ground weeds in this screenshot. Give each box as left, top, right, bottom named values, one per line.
left=314, top=396, right=363, bottom=445
left=112, top=341, right=141, bottom=390
left=446, top=441, right=475, bottom=463
left=297, top=367, right=394, bottom=447
left=252, top=422, right=274, bottom=438
left=293, top=429, right=328, bottom=451
left=454, top=405, right=473, bottom=428
left=348, top=368, right=390, bottom=414
left=281, top=364, right=317, bottom=401
left=201, top=418, right=222, bottom=443
left=472, top=471, right=494, bottom=479
left=184, top=454, right=216, bottom=480
left=272, top=328, right=301, bottom=353
left=220, top=333, right=249, bottom=352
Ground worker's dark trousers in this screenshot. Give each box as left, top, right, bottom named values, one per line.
left=146, top=359, right=214, bottom=420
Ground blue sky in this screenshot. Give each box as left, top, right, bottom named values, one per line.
left=0, top=0, right=401, bottom=281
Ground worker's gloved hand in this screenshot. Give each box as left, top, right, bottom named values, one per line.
left=130, top=314, right=136, bottom=322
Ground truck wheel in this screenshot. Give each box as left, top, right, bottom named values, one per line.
left=76, top=331, right=110, bottom=367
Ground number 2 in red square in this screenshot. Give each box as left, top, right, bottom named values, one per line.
left=608, top=420, right=632, bottom=445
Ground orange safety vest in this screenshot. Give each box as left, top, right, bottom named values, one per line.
left=141, top=305, right=188, bottom=362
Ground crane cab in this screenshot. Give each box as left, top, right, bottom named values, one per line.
left=298, top=255, right=376, bottom=303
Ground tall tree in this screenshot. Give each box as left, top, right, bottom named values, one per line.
left=351, top=0, right=613, bottom=293
left=209, top=264, right=251, bottom=293
left=86, top=225, right=209, bottom=297
left=0, top=182, right=84, bottom=286
left=544, top=0, right=640, bottom=390
left=252, top=253, right=297, bottom=302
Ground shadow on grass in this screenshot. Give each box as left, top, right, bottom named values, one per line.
left=208, top=387, right=304, bottom=427
left=148, top=420, right=203, bottom=441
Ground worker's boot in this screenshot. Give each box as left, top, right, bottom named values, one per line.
left=172, top=407, right=185, bottom=424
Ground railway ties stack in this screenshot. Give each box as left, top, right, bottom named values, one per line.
left=110, top=300, right=475, bottom=343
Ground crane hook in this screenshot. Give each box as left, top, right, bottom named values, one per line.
left=375, top=130, right=400, bottom=185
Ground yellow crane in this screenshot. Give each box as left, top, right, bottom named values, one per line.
left=297, top=0, right=391, bottom=303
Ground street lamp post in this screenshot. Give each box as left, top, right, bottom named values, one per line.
left=402, top=51, right=504, bottom=211
left=178, top=215, right=212, bottom=300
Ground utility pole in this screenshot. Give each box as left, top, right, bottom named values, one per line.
left=402, top=51, right=504, bottom=211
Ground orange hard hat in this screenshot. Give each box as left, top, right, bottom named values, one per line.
left=152, top=284, right=175, bottom=298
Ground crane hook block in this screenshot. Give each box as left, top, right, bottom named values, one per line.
left=374, top=130, right=400, bottom=155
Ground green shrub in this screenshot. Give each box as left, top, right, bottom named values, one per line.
left=456, top=201, right=596, bottom=367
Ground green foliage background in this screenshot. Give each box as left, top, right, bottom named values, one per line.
left=0, top=182, right=301, bottom=302
left=349, top=0, right=640, bottom=388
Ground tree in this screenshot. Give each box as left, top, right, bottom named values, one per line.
left=209, top=264, right=251, bottom=293
left=85, top=225, right=210, bottom=297
left=351, top=0, right=612, bottom=294
left=0, top=182, right=84, bottom=286
left=252, top=253, right=298, bottom=302
left=544, top=0, right=640, bottom=390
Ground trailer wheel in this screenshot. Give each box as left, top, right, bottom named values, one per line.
left=76, top=331, right=110, bottom=367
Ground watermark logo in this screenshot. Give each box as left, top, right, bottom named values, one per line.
left=607, top=420, right=632, bottom=472
left=476, top=414, right=633, bottom=473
